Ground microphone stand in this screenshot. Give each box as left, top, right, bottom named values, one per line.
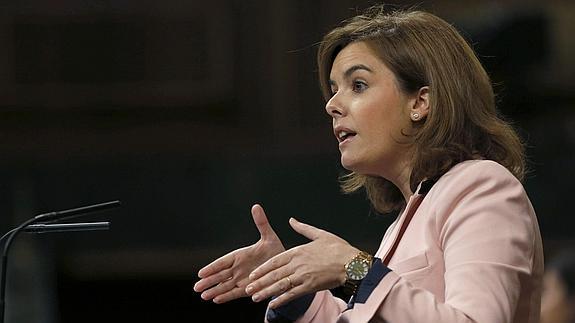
left=0, top=200, right=120, bottom=323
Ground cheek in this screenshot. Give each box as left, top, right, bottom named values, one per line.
left=360, top=104, right=388, bottom=132
left=363, top=110, right=399, bottom=143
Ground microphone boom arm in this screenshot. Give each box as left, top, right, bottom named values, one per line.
left=0, top=201, right=120, bottom=323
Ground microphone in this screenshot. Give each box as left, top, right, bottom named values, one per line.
left=23, top=222, right=111, bottom=233
left=35, top=200, right=121, bottom=223
left=0, top=222, right=111, bottom=244
left=0, top=201, right=120, bottom=323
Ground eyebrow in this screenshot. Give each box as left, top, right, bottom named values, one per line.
left=329, top=64, right=374, bottom=86
left=344, top=64, right=373, bottom=78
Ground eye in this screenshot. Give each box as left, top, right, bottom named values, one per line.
left=352, top=80, right=368, bottom=93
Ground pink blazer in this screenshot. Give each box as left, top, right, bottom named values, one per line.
left=268, top=160, right=544, bottom=323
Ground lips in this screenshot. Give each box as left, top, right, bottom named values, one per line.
left=334, top=127, right=357, bottom=143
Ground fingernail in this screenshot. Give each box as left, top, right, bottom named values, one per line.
left=252, top=293, right=260, bottom=302
left=246, top=285, right=253, bottom=294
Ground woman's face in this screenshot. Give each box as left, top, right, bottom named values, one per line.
left=326, top=41, right=416, bottom=182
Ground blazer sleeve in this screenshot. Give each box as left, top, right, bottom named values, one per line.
left=350, top=161, right=539, bottom=322
left=264, top=290, right=348, bottom=323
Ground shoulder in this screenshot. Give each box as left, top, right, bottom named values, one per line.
left=434, top=159, right=521, bottom=192
left=447, top=159, right=517, bottom=180
left=426, top=159, right=530, bottom=213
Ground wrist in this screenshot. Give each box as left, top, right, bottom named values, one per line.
left=343, top=250, right=373, bottom=296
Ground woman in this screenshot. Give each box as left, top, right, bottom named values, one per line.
left=194, top=5, right=543, bottom=322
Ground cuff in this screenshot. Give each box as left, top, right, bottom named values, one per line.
left=351, top=257, right=391, bottom=305
left=266, top=293, right=316, bottom=322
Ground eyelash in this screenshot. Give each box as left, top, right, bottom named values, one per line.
left=329, top=79, right=368, bottom=96
left=352, top=80, right=368, bottom=93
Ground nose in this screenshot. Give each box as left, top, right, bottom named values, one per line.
left=325, top=94, right=344, bottom=119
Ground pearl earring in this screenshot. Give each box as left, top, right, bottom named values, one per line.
left=411, top=112, right=420, bottom=121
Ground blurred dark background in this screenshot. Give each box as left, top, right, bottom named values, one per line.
left=0, top=0, right=573, bottom=322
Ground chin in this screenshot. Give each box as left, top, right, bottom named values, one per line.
left=340, top=164, right=354, bottom=172
left=340, top=158, right=363, bottom=173
left=340, top=158, right=381, bottom=177
left=340, top=156, right=354, bottom=170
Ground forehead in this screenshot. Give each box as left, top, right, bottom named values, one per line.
left=330, top=41, right=382, bottom=76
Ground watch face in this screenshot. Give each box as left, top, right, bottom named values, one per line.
left=347, top=259, right=369, bottom=280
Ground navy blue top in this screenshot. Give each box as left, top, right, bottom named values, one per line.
left=267, top=258, right=391, bottom=322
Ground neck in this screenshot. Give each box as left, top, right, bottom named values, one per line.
left=395, top=167, right=414, bottom=203
left=376, top=156, right=414, bottom=203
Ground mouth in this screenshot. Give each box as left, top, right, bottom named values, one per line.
left=336, top=130, right=357, bottom=143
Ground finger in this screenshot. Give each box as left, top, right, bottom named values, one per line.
left=200, top=275, right=237, bottom=301
left=251, top=204, right=277, bottom=241
left=249, top=252, right=291, bottom=282
left=213, top=286, right=248, bottom=304
left=197, top=252, right=235, bottom=278
left=267, top=283, right=306, bottom=309
left=246, top=263, right=292, bottom=296
left=289, top=217, right=325, bottom=241
left=251, top=274, right=296, bottom=303
left=194, top=267, right=233, bottom=292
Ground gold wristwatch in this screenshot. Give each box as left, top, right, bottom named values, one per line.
left=343, top=250, right=373, bottom=296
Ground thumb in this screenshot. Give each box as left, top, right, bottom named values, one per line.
left=289, top=217, right=324, bottom=241
left=251, top=204, right=278, bottom=240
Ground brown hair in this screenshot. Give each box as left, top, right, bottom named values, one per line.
left=317, top=5, right=525, bottom=213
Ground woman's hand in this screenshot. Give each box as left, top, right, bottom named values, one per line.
left=245, top=218, right=360, bottom=309
left=193, top=204, right=285, bottom=303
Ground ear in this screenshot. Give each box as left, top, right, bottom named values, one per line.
left=410, top=86, right=430, bottom=122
